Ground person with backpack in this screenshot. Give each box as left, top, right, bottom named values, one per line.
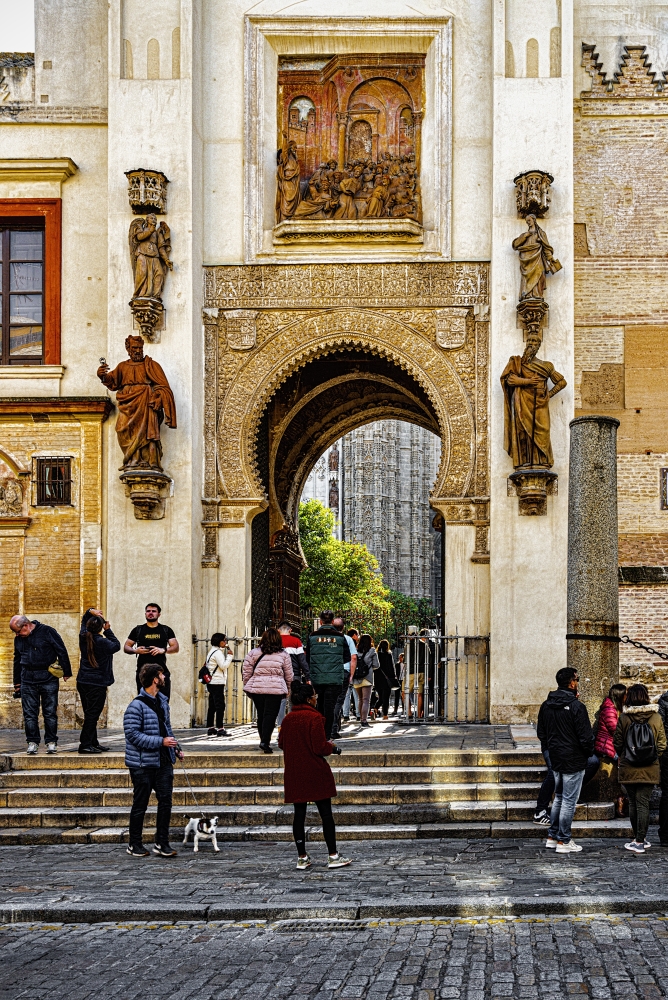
left=278, top=677, right=351, bottom=870
left=613, top=683, right=667, bottom=854
left=352, top=633, right=379, bottom=728
left=201, top=633, right=233, bottom=737
left=536, top=667, right=595, bottom=854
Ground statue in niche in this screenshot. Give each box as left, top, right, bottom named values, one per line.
left=328, top=445, right=339, bottom=472
left=276, top=136, right=302, bottom=222
left=329, top=478, right=339, bottom=511
left=512, top=214, right=562, bottom=300
left=500, top=333, right=566, bottom=470
left=0, top=478, right=23, bottom=516
left=97, top=335, right=177, bottom=471
left=129, top=214, right=172, bottom=300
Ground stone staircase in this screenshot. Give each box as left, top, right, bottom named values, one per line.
left=0, top=746, right=630, bottom=844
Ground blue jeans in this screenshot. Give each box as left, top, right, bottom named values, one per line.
left=537, top=750, right=600, bottom=813
left=20, top=670, right=59, bottom=745
left=548, top=769, right=585, bottom=842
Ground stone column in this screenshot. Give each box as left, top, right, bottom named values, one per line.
left=567, top=415, right=620, bottom=717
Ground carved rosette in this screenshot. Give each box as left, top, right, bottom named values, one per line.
left=514, top=170, right=554, bottom=219
left=120, top=469, right=172, bottom=520
left=125, top=169, right=169, bottom=214
left=507, top=469, right=558, bottom=516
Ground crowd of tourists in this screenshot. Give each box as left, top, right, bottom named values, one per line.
left=10, top=606, right=668, bottom=863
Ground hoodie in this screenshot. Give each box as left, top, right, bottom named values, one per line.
left=536, top=688, right=595, bottom=774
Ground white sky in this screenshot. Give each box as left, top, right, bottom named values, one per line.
left=0, top=1, right=35, bottom=51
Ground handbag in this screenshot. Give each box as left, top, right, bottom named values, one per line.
left=198, top=649, right=218, bottom=685
left=48, top=664, right=64, bottom=679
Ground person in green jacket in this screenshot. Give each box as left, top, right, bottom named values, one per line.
left=306, top=610, right=350, bottom=739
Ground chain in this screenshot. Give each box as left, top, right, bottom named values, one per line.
left=619, top=635, right=668, bottom=661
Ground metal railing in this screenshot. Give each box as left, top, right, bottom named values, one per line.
left=399, top=632, right=489, bottom=724
left=192, top=633, right=261, bottom=728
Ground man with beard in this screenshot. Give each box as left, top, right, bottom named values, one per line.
left=123, top=663, right=183, bottom=858
left=500, top=332, right=566, bottom=469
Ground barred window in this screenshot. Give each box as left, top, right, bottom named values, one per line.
left=35, top=457, right=72, bottom=506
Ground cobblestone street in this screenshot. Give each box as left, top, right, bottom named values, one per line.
left=3, top=915, right=668, bottom=1000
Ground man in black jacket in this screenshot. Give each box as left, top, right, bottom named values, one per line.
left=536, top=667, right=594, bottom=854
left=11, top=615, right=72, bottom=754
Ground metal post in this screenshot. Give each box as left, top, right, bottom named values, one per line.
left=567, top=415, right=621, bottom=717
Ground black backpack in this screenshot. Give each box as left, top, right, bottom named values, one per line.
left=624, top=718, right=657, bottom=767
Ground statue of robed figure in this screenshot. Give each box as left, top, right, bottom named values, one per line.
left=500, top=334, right=566, bottom=469
left=512, top=214, right=562, bottom=300
left=97, top=336, right=177, bottom=471
left=276, top=135, right=301, bottom=222
left=129, top=214, right=172, bottom=300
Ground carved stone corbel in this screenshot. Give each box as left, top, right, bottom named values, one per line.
left=120, top=469, right=172, bottom=520
left=507, top=469, right=558, bottom=516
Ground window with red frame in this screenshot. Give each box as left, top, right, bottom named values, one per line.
left=0, top=220, right=45, bottom=365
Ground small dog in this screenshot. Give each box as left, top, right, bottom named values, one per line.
left=182, top=815, right=220, bottom=853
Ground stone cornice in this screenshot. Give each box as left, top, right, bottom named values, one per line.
left=0, top=397, right=113, bottom=419
left=0, top=157, right=78, bottom=184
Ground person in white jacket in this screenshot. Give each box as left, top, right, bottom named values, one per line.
left=205, top=633, right=233, bottom=737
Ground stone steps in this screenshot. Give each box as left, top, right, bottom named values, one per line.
left=0, top=746, right=626, bottom=845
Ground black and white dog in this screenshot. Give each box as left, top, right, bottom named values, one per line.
left=182, top=815, right=220, bottom=852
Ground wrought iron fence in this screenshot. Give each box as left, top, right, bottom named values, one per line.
left=399, top=632, right=489, bottom=724
left=192, top=628, right=490, bottom=727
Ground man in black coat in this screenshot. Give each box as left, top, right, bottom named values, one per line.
left=536, top=667, right=594, bottom=854
left=11, top=615, right=72, bottom=753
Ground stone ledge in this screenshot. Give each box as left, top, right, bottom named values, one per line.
left=272, top=218, right=423, bottom=245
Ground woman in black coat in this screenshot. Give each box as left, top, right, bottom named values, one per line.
left=77, top=608, right=120, bottom=754
left=375, top=639, right=398, bottom=721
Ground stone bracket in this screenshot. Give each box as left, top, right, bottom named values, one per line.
left=129, top=296, right=164, bottom=343
left=120, top=469, right=172, bottom=520
left=508, top=469, right=557, bottom=516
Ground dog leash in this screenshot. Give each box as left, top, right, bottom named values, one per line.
left=175, top=743, right=205, bottom=818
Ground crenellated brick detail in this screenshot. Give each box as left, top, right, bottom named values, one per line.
left=582, top=43, right=666, bottom=99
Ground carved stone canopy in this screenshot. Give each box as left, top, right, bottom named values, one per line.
left=514, top=170, right=554, bottom=218
left=125, top=169, right=170, bottom=215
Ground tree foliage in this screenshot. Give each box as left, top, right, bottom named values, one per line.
left=298, top=499, right=391, bottom=616
left=386, top=589, right=439, bottom=629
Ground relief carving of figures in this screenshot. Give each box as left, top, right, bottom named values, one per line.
left=129, top=214, right=172, bottom=300
left=500, top=333, right=566, bottom=470
left=0, top=477, right=23, bottom=515
left=276, top=136, right=302, bottom=222
left=97, top=335, right=177, bottom=471
left=512, top=214, right=561, bottom=300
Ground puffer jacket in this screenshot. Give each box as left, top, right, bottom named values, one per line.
left=242, top=647, right=293, bottom=696
left=123, top=691, right=176, bottom=769
left=594, top=696, right=620, bottom=760
left=614, top=704, right=667, bottom=784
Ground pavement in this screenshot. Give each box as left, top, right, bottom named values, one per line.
left=3, top=914, right=668, bottom=1000
left=1, top=836, right=668, bottom=925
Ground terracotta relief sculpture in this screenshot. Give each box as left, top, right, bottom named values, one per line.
left=0, top=477, right=23, bottom=516
left=97, top=336, right=176, bottom=472
left=129, top=214, right=172, bottom=300
left=500, top=333, right=566, bottom=471
left=512, top=214, right=562, bottom=301
left=275, top=54, right=424, bottom=226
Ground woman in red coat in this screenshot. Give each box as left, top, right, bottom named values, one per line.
left=278, top=679, right=352, bottom=871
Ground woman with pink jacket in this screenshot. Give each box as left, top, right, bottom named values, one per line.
left=242, top=627, right=293, bottom=754
left=595, top=683, right=627, bottom=760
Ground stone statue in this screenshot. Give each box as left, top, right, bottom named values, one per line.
left=500, top=333, right=566, bottom=469
left=0, top=478, right=22, bottom=516
left=97, top=335, right=177, bottom=471
left=512, top=214, right=562, bottom=300
left=129, top=214, right=172, bottom=300
left=276, top=136, right=302, bottom=222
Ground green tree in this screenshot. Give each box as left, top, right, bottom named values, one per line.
left=298, top=499, right=391, bottom=618
left=387, top=589, right=439, bottom=630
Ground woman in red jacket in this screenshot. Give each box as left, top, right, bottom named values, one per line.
left=278, top=679, right=352, bottom=870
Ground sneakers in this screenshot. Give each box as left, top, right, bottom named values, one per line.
left=327, top=853, right=352, bottom=868
left=259, top=743, right=273, bottom=754
left=533, top=809, right=551, bottom=826
left=207, top=727, right=217, bottom=737
left=545, top=837, right=558, bottom=849
left=94, top=744, right=111, bottom=752
left=26, top=742, right=38, bottom=755
left=216, top=728, right=228, bottom=737
left=644, top=840, right=652, bottom=849
left=556, top=840, right=583, bottom=853
left=360, top=721, right=370, bottom=728
left=46, top=742, right=57, bottom=754
left=625, top=840, right=646, bottom=854
left=126, top=844, right=149, bottom=858
left=78, top=745, right=103, bottom=755
left=153, top=843, right=177, bottom=857
left=296, top=854, right=312, bottom=870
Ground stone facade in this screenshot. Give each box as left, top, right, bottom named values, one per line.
left=1, top=1, right=668, bottom=727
